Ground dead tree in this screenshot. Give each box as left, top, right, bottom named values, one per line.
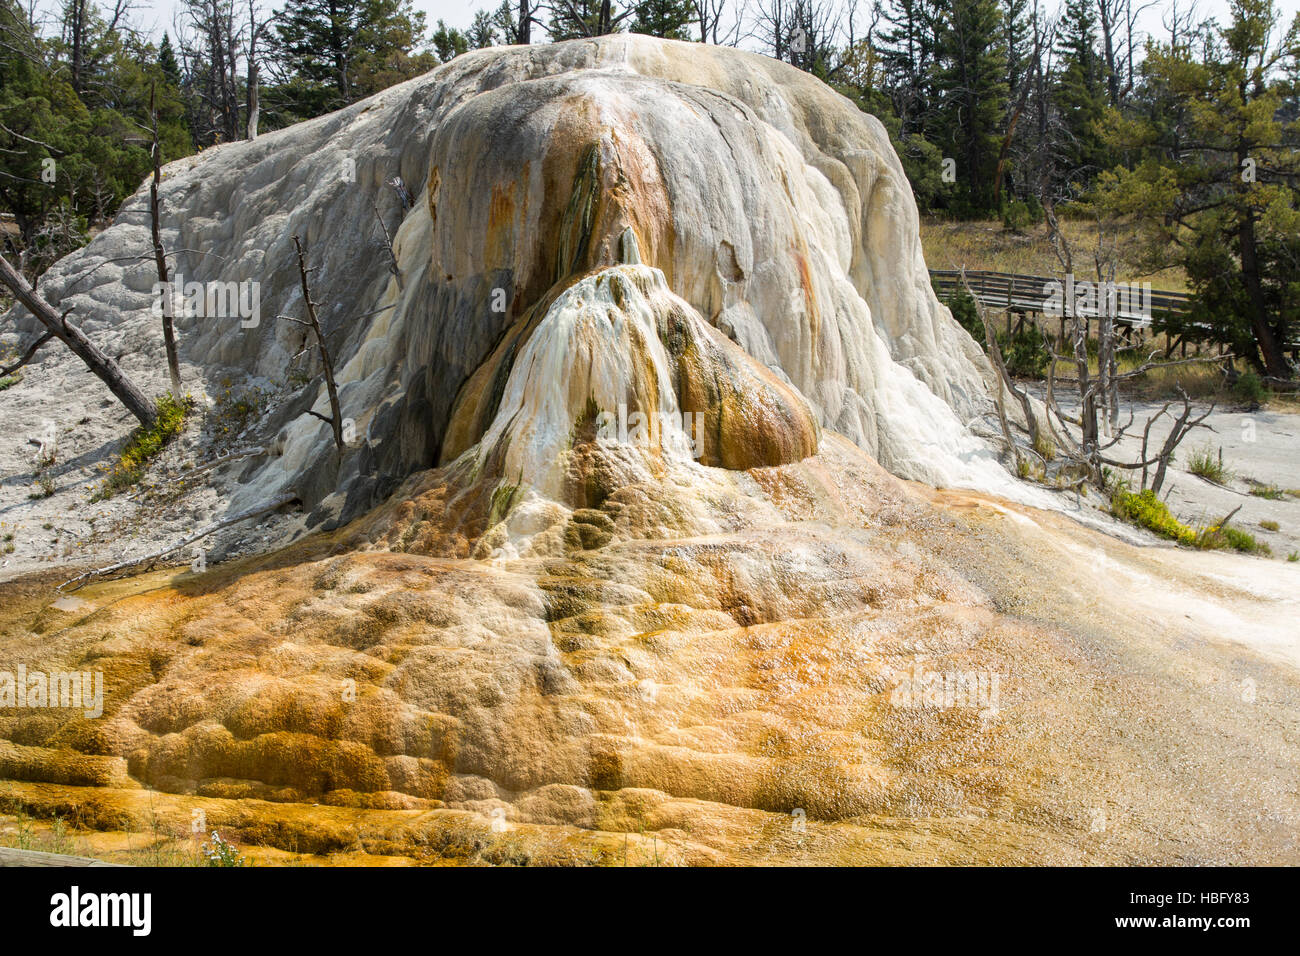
left=370, top=199, right=403, bottom=290
left=1040, top=331, right=1220, bottom=491
left=962, top=269, right=1041, bottom=471
left=967, top=213, right=1217, bottom=494
left=244, top=0, right=278, bottom=140
left=1139, top=389, right=1215, bottom=494
left=149, top=85, right=183, bottom=398
left=282, top=236, right=344, bottom=452
left=0, top=330, right=53, bottom=378
left=58, top=490, right=298, bottom=590
left=0, top=253, right=158, bottom=425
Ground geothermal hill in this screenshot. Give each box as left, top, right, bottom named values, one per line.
left=6, top=33, right=1003, bottom=536
left=1, top=38, right=1298, bottom=865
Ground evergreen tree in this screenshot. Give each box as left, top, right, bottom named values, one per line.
left=930, top=0, right=1009, bottom=215
left=1002, top=0, right=1030, bottom=97
left=1, top=0, right=190, bottom=272
left=879, top=0, right=938, bottom=137
left=432, top=19, right=469, bottom=62
left=1054, top=0, right=1109, bottom=181
left=467, top=9, right=499, bottom=48
left=272, top=0, right=430, bottom=117
left=629, top=0, right=694, bottom=39
left=548, top=0, right=627, bottom=40
left=1099, top=0, right=1300, bottom=376
left=158, top=32, right=182, bottom=86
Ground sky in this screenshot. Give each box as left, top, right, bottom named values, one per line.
left=31, top=0, right=1300, bottom=55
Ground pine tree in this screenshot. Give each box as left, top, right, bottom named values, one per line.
left=629, top=0, right=694, bottom=39
left=879, top=0, right=938, bottom=137
left=930, top=0, right=1009, bottom=215
left=1054, top=0, right=1109, bottom=181
left=272, top=0, right=430, bottom=117
left=1099, top=0, right=1300, bottom=376
left=467, top=9, right=498, bottom=48
left=1, top=0, right=190, bottom=269
left=1002, top=0, right=1030, bottom=97
left=432, top=20, right=469, bottom=62
left=548, top=0, right=627, bottom=40
left=158, top=32, right=181, bottom=86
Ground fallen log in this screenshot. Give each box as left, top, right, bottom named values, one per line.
left=172, top=445, right=266, bottom=481
left=57, top=491, right=298, bottom=591
left=0, top=253, right=158, bottom=426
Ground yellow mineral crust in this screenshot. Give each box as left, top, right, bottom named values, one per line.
left=1, top=434, right=1297, bottom=865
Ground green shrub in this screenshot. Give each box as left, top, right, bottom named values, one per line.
left=1112, top=488, right=1197, bottom=546
left=27, top=476, right=54, bottom=499
left=211, top=383, right=272, bottom=442
left=1260, top=519, right=1280, bottom=532
left=1205, top=525, right=1271, bottom=555
left=999, top=326, right=1052, bottom=378
left=200, top=831, right=250, bottom=867
left=935, top=284, right=1053, bottom=378
left=1250, top=484, right=1286, bottom=499
left=93, top=394, right=190, bottom=500
left=937, top=283, right=984, bottom=341
left=1233, top=370, right=1268, bottom=404
left=1185, top=444, right=1233, bottom=483
left=1001, top=201, right=1036, bottom=233
left=1110, top=487, right=1267, bottom=554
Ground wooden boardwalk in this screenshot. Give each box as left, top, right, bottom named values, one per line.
left=928, top=269, right=1192, bottom=327
left=0, top=846, right=124, bottom=866
left=930, top=269, right=1299, bottom=354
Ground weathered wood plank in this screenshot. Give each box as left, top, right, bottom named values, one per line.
left=0, top=847, right=125, bottom=867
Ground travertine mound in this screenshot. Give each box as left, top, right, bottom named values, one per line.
left=5, top=35, right=998, bottom=534
left=8, top=39, right=1293, bottom=868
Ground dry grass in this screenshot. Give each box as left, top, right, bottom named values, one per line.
left=919, top=218, right=1298, bottom=406
left=920, top=216, right=1189, bottom=291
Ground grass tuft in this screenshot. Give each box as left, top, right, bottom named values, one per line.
left=1248, top=484, right=1288, bottom=500
left=92, top=394, right=191, bottom=501
left=1185, top=444, right=1233, bottom=484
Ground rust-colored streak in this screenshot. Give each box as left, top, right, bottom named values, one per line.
left=427, top=166, right=441, bottom=230
left=792, top=243, right=819, bottom=344
left=485, top=181, right=517, bottom=266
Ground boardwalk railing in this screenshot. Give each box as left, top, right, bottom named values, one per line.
left=930, top=269, right=1300, bottom=353
left=928, top=269, right=1193, bottom=328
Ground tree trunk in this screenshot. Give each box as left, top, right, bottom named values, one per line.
left=1238, top=210, right=1288, bottom=377
left=150, top=91, right=183, bottom=397
left=69, top=0, right=85, bottom=93
left=246, top=60, right=260, bottom=140
left=1098, top=0, right=1121, bottom=106
left=246, top=0, right=262, bottom=140
left=291, top=237, right=344, bottom=452
left=0, top=254, right=158, bottom=426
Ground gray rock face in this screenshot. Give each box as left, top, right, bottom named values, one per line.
left=5, top=36, right=999, bottom=529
